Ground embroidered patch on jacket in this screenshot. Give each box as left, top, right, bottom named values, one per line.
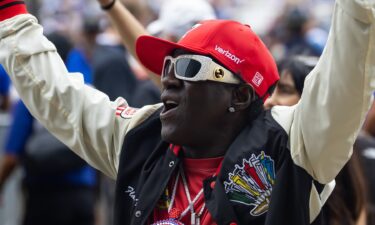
left=116, top=106, right=138, bottom=119
left=224, top=151, right=275, bottom=216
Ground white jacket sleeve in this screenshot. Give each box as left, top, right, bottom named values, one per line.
left=0, top=15, right=162, bottom=179
left=290, top=0, right=375, bottom=183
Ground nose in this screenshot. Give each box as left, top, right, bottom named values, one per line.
left=161, top=63, right=182, bottom=89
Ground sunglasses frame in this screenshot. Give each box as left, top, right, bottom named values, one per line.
left=162, top=54, right=241, bottom=84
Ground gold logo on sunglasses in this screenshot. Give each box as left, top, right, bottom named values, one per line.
left=214, top=68, right=225, bottom=80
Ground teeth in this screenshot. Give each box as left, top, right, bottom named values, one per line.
left=166, top=100, right=178, bottom=105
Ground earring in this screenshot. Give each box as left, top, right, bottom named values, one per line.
left=228, top=107, right=236, bottom=113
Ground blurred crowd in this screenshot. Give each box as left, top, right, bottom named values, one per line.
left=0, top=0, right=374, bottom=225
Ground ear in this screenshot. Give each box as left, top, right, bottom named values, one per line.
left=231, top=84, right=254, bottom=111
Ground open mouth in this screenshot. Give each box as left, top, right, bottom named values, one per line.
left=164, top=100, right=178, bottom=111
left=161, top=100, right=179, bottom=117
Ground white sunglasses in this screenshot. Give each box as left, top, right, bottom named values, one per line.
left=162, top=54, right=241, bottom=84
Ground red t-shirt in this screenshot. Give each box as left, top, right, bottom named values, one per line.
left=151, top=156, right=223, bottom=225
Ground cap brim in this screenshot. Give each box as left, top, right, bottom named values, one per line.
left=136, top=35, right=205, bottom=76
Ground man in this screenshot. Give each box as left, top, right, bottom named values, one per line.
left=0, top=0, right=374, bottom=225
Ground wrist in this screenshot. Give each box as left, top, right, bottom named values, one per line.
left=0, top=1, right=28, bottom=22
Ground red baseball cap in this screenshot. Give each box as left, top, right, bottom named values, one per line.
left=136, top=20, right=279, bottom=100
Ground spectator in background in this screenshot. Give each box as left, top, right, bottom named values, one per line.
left=264, top=55, right=318, bottom=109
left=47, top=32, right=73, bottom=63
left=321, top=151, right=368, bottom=225
left=93, top=20, right=160, bottom=106
left=66, top=15, right=101, bottom=84
left=265, top=6, right=327, bottom=61
left=355, top=99, right=375, bottom=224
left=0, top=65, right=10, bottom=111
left=265, top=55, right=368, bottom=225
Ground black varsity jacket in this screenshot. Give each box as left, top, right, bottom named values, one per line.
left=113, top=109, right=327, bottom=225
